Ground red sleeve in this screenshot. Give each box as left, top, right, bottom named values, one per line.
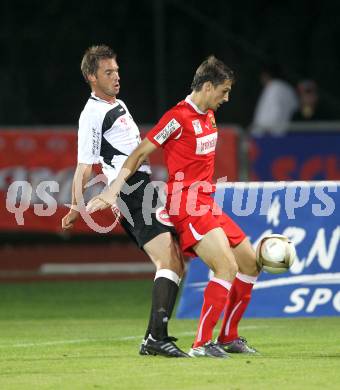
left=146, top=107, right=183, bottom=147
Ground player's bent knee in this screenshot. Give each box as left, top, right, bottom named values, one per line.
left=149, top=252, right=184, bottom=276
left=213, top=255, right=238, bottom=281
left=238, top=262, right=259, bottom=276
left=233, top=237, right=259, bottom=276
left=237, top=253, right=258, bottom=276
left=226, top=259, right=238, bottom=280
left=152, top=258, right=179, bottom=272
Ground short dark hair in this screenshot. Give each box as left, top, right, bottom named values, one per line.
left=191, top=55, right=234, bottom=91
left=81, top=45, right=116, bottom=82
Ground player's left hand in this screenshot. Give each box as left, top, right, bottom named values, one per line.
left=86, top=190, right=117, bottom=214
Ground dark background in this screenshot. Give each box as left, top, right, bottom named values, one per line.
left=1, top=0, right=339, bottom=127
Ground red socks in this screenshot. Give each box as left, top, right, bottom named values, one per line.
left=193, top=277, right=231, bottom=348
left=218, top=273, right=257, bottom=343
left=193, top=273, right=257, bottom=347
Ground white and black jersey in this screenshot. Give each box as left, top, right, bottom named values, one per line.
left=77, top=92, right=151, bottom=184
left=77, top=93, right=174, bottom=247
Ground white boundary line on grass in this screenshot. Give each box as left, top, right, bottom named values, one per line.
left=0, top=326, right=266, bottom=349
left=40, top=262, right=155, bottom=275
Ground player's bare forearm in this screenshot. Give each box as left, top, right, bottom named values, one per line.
left=107, top=138, right=157, bottom=197
left=86, top=139, right=157, bottom=213
left=71, top=163, right=93, bottom=208
left=62, top=163, right=93, bottom=230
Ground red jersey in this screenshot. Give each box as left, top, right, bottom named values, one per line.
left=147, top=96, right=218, bottom=194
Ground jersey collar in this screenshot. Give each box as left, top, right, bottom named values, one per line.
left=90, top=92, right=117, bottom=105
left=185, top=95, right=207, bottom=114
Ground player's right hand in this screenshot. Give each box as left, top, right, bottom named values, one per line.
left=86, top=190, right=117, bottom=214
left=62, top=209, right=80, bottom=230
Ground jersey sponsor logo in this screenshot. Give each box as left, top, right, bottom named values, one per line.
left=154, top=119, right=181, bottom=145
left=192, top=119, right=203, bottom=135
left=195, top=133, right=218, bottom=155
left=189, top=223, right=205, bottom=241
left=92, top=127, right=101, bottom=155
left=155, top=207, right=174, bottom=226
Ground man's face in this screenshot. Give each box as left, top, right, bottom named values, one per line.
left=208, top=79, right=232, bottom=111
left=89, top=58, right=120, bottom=98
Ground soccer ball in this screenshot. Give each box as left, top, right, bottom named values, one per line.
left=256, top=234, right=296, bottom=274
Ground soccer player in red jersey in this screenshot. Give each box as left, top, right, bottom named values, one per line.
left=87, top=56, right=259, bottom=358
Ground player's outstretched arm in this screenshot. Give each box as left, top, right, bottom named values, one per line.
left=62, top=163, right=93, bottom=230
left=86, top=138, right=157, bottom=213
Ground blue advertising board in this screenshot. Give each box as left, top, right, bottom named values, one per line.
left=250, top=132, right=340, bottom=181
left=177, top=181, right=340, bottom=318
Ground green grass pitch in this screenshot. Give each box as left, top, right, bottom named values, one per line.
left=0, top=280, right=339, bottom=389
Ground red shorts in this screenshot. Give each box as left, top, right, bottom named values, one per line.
left=166, top=190, right=246, bottom=257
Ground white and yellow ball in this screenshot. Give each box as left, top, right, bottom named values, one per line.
left=256, top=234, right=296, bottom=274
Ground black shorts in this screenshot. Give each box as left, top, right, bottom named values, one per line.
left=117, top=171, right=175, bottom=248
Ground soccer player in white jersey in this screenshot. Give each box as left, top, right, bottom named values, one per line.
left=61, top=45, right=189, bottom=358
